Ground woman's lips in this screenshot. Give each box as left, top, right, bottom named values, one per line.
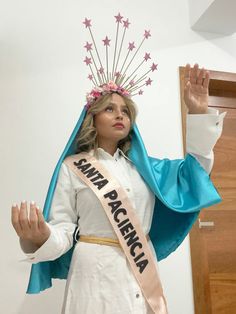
left=113, top=123, right=124, bottom=129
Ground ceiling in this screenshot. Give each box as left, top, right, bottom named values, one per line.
left=189, top=0, right=236, bottom=35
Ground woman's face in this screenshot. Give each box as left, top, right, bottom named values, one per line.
left=94, top=93, right=131, bottom=146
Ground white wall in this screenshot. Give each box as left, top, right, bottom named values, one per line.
left=1, top=1, right=236, bottom=313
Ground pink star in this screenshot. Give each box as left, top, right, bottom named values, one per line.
left=99, top=67, right=104, bottom=74
left=144, top=30, right=151, bottom=39
left=123, top=18, right=130, bottom=29
left=138, top=90, right=144, bottom=95
left=84, top=56, right=92, bottom=65
left=84, top=42, right=93, bottom=51
left=83, top=18, right=92, bottom=28
left=129, top=80, right=135, bottom=86
left=88, top=74, right=93, bottom=80
left=145, top=78, right=152, bottom=86
left=144, top=53, right=151, bottom=61
left=103, top=36, right=111, bottom=46
left=114, top=13, right=123, bottom=23
left=128, top=42, right=135, bottom=51
left=151, top=63, right=158, bottom=71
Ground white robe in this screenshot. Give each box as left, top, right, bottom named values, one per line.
left=20, top=108, right=226, bottom=314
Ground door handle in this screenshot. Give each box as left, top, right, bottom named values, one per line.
left=198, top=218, right=215, bottom=229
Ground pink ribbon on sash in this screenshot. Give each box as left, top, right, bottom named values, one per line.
left=64, top=153, right=168, bottom=314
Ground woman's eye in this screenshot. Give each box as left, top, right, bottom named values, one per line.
left=104, top=106, right=129, bottom=116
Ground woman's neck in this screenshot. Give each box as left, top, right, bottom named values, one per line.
left=97, top=141, right=118, bottom=156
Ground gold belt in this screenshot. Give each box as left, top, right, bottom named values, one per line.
left=79, top=234, right=150, bottom=248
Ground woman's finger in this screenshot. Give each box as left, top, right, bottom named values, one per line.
left=11, top=204, right=23, bottom=236
left=29, top=201, right=38, bottom=232
left=184, top=63, right=191, bottom=85
left=203, top=71, right=210, bottom=88
left=37, top=207, right=46, bottom=230
left=197, top=67, right=204, bottom=85
left=19, top=201, right=30, bottom=232
left=190, top=63, right=199, bottom=84
left=37, top=208, right=50, bottom=242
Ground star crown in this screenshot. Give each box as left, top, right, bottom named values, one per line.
left=82, top=13, right=158, bottom=109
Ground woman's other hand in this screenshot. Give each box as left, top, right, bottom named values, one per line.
left=11, top=201, right=50, bottom=248
left=184, top=63, right=210, bottom=114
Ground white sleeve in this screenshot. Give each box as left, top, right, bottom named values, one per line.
left=186, top=107, right=227, bottom=174
left=20, top=162, right=78, bottom=264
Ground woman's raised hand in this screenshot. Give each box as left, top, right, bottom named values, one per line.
left=11, top=201, right=50, bottom=248
left=184, top=63, right=210, bottom=114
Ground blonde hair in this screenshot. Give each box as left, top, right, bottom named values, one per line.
left=75, top=93, right=137, bottom=155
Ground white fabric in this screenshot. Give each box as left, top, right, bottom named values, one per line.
left=20, top=108, right=226, bottom=314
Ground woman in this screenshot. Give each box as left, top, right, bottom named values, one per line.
left=11, top=64, right=226, bottom=313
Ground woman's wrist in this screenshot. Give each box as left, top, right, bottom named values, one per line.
left=20, top=231, right=50, bottom=250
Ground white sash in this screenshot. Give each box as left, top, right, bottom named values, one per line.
left=64, top=153, right=168, bottom=314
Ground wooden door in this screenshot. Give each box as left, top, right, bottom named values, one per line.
left=179, top=67, right=236, bottom=314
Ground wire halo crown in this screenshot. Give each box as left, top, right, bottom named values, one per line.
left=83, top=13, right=158, bottom=109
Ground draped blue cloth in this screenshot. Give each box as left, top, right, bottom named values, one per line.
left=26, top=107, right=221, bottom=294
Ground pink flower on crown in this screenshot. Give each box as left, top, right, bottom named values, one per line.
left=91, top=90, right=101, bottom=98
left=107, top=81, right=117, bottom=90
left=102, top=84, right=111, bottom=92
left=117, top=86, right=130, bottom=96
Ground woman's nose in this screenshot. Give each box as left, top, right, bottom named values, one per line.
left=115, top=110, right=123, bottom=119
